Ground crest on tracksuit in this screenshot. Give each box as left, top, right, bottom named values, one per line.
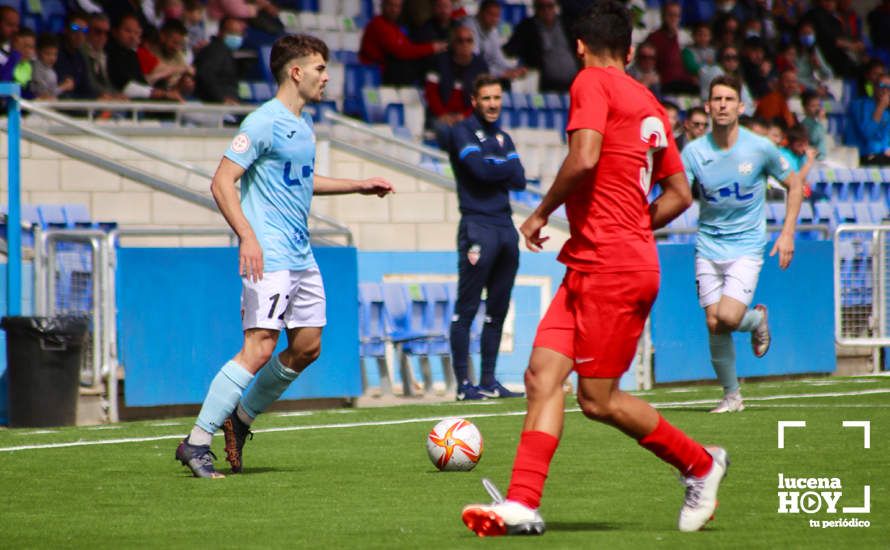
left=467, top=244, right=482, bottom=266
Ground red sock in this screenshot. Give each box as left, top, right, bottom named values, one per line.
left=506, top=431, right=559, bottom=509
left=638, top=415, right=713, bottom=477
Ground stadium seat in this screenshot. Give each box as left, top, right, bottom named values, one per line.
left=834, top=202, right=857, bottom=224
left=37, top=204, right=66, bottom=228
left=421, top=282, right=457, bottom=393
left=381, top=282, right=433, bottom=395
left=63, top=204, right=92, bottom=227
left=358, top=282, right=394, bottom=395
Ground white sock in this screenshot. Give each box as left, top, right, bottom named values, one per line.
left=188, top=425, right=213, bottom=447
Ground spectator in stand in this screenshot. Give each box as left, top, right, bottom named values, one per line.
left=413, top=0, right=456, bottom=44
left=792, top=20, right=833, bottom=96
left=715, top=0, right=753, bottom=23
left=206, top=0, right=281, bottom=35
left=858, top=59, right=887, bottom=100
left=868, top=0, right=890, bottom=58
left=712, top=14, right=740, bottom=51
left=627, top=41, right=660, bottom=96
left=424, top=25, right=488, bottom=145
left=682, top=22, right=716, bottom=86
left=0, top=6, right=20, bottom=81
left=700, top=45, right=755, bottom=114
left=360, top=0, right=446, bottom=86
left=780, top=125, right=818, bottom=191
left=662, top=100, right=680, bottom=137
left=846, top=73, right=890, bottom=166
left=739, top=37, right=773, bottom=98
left=800, top=90, right=828, bottom=160
left=194, top=16, right=245, bottom=104
left=644, top=1, right=695, bottom=94
left=11, top=29, right=36, bottom=95
left=755, top=68, right=799, bottom=129
left=772, top=0, right=807, bottom=39
left=55, top=12, right=95, bottom=99
left=184, top=0, right=210, bottom=54
left=463, top=0, right=526, bottom=83
left=741, top=114, right=769, bottom=136
left=83, top=12, right=125, bottom=99
left=142, top=19, right=193, bottom=89
left=804, top=0, right=864, bottom=78
left=675, top=106, right=708, bottom=151
left=154, top=0, right=186, bottom=26
left=766, top=120, right=786, bottom=147
left=107, top=14, right=183, bottom=101
left=31, top=33, right=75, bottom=99
left=503, top=0, right=576, bottom=93
left=101, top=0, right=154, bottom=36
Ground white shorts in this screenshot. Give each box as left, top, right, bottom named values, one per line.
left=695, top=256, right=764, bottom=309
left=241, top=268, right=327, bottom=331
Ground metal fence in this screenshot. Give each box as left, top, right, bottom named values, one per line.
left=834, top=224, right=890, bottom=352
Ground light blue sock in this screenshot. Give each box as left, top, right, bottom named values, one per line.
left=737, top=308, right=763, bottom=332
left=194, top=361, right=255, bottom=436
left=709, top=333, right=739, bottom=394
left=240, top=354, right=300, bottom=419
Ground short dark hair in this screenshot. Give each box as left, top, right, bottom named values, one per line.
left=270, top=34, right=329, bottom=84
left=160, top=18, right=188, bottom=36
left=36, top=32, right=59, bottom=51
left=65, top=10, right=88, bottom=26
left=709, top=74, right=742, bottom=99
left=14, top=27, right=35, bottom=41
left=786, top=124, right=809, bottom=144
left=687, top=106, right=707, bottom=119
left=572, top=0, right=632, bottom=60
left=473, top=73, right=502, bottom=95
left=661, top=100, right=680, bottom=113
left=479, top=0, right=500, bottom=12
left=800, top=89, right=819, bottom=107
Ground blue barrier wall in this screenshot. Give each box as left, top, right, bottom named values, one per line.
left=652, top=240, right=836, bottom=382
left=117, top=246, right=360, bottom=407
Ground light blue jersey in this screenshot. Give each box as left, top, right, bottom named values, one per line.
left=225, top=98, right=317, bottom=272
left=681, top=127, right=791, bottom=260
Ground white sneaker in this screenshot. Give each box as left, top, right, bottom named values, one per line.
left=709, top=390, right=745, bottom=413
left=461, top=479, right=545, bottom=536
left=751, top=304, right=770, bottom=357
left=678, top=446, right=729, bottom=532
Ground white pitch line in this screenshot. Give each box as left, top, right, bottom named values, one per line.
left=1, top=388, right=888, bottom=453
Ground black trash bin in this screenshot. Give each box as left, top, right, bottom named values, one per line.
left=1, top=316, right=89, bottom=427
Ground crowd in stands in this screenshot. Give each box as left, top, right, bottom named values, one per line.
left=0, top=0, right=887, bottom=167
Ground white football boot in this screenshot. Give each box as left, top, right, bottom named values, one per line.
left=678, top=446, right=729, bottom=532
left=461, top=479, right=545, bottom=536
left=709, top=390, right=745, bottom=413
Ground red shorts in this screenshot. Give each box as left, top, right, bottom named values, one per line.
left=533, top=269, right=659, bottom=378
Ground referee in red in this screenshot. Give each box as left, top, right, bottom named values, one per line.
left=445, top=73, right=527, bottom=401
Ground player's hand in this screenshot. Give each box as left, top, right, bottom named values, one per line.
left=239, top=235, right=264, bottom=282
left=520, top=211, right=550, bottom=252
left=770, top=233, right=794, bottom=270
left=358, top=177, right=395, bottom=197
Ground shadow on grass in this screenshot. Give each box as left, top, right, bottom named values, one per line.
left=547, top=521, right=623, bottom=532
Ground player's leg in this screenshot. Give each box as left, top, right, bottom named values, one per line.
left=451, top=221, right=496, bottom=399
left=477, top=226, right=522, bottom=398
left=698, top=258, right=742, bottom=412
left=721, top=256, right=769, bottom=357
left=176, top=272, right=289, bottom=478
left=225, top=268, right=326, bottom=472
left=576, top=377, right=728, bottom=531
left=461, top=281, right=575, bottom=536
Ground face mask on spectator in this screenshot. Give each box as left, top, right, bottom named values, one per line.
left=223, top=34, right=243, bottom=50
left=800, top=34, right=815, bottom=48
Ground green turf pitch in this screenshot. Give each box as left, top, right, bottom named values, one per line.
left=0, top=376, right=887, bottom=548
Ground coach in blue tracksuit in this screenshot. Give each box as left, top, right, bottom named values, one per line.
left=446, top=73, right=526, bottom=401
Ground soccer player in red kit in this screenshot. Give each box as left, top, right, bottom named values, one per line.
left=461, top=1, right=728, bottom=537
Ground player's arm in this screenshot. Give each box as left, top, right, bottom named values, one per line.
left=519, top=128, right=601, bottom=251
left=453, top=124, right=524, bottom=185
left=649, top=171, right=693, bottom=230
left=209, top=157, right=264, bottom=281
left=313, top=174, right=394, bottom=197
left=772, top=169, right=803, bottom=270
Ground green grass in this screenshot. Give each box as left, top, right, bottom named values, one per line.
left=0, top=376, right=888, bottom=549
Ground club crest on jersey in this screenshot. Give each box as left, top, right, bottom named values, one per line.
left=496, top=133, right=505, bottom=147
left=467, top=244, right=482, bottom=266
left=231, top=133, right=250, bottom=154
left=475, top=129, right=486, bottom=142
left=738, top=162, right=753, bottom=175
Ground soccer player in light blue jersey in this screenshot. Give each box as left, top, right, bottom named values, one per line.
left=681, top=74, right=803, bottom=414
left=176, top=34, right=394, bottom=478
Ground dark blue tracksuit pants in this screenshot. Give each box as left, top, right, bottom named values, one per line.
left=450, top=219, right=519, bottom=386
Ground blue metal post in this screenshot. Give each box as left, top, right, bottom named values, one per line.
left=1, top=83, right=22, bottom=315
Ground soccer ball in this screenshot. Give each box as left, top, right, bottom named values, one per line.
left=426, top=418, right=483, bottom=471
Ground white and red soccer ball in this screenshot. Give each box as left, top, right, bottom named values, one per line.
left=426, top=418, right=483, bottom=471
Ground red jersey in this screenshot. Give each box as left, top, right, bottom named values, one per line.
left=558, top=66, right=684, bottom=273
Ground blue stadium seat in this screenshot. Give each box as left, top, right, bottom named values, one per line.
left=501, top=3, right=528, bottom=26
left=421, top=282, right=457, bottom=391
left=853, top=202, right=873, bottom=224
left=37, top=204, right=66, bottom=227
left=381, top=282, right=434, bottom=395
left=835, top=202, right=857, bottom=224
left=343, top=64, right=381, bottom=117
left=358, top=282, right=393, bottom=394
left=63, top=203, right=91, bottom=227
